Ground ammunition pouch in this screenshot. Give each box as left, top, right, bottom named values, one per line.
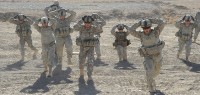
left=138, top=41, right=165, bottom=57
left=76, top=35, right=99, bottom=47
left=55, top=27, right=72, bottom=37
left=113, top=39, right=131, bottom=47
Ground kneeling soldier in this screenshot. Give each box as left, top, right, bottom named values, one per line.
left=111, top=24, right=130, bottom=62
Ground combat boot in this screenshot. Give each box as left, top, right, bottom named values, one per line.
left=79, top=75, right=85, bottom=84
left=96, top=55, right=101, bottom=60
left=47, top=65, right=52, bottom=78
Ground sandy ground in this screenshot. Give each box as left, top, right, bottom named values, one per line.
left=0, top=0, right=200, bottom=95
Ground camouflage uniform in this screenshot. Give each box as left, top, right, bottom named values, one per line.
left=111, top=24, right=130, bottom=62
left=175, top=16, right=198, bottom=60
left=49, top=9, right=76, bottom=66
left=33, top=17, right=57, bottom=77
left=194, top=12, right=200, bottom=42
left=91, top=14, right=106, bottom=60
left=130, top=18, right=165, bottom=93
left=9, top=14, right=38, bottom=61
left=44, top=1, right=62, bottom=17
left=74, top=18, right=101, bottom=82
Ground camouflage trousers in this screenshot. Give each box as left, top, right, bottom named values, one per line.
left=116, top=45, right=127, bottom=61
left=143, top=53, right=162, bottom=92
left=42, top=42, right=56, bottom=67
left=55, top=35, right=73, bottom=64
left=178, top=38, right=192, bottom=58
left=194, top=27, right=200, bottom=41
left=79, top=45, right=95, bottom=79
left=94, top=40, right=101, bottom=59
left=19, top=36, right=37, bottom=59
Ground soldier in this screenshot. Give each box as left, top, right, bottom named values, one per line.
left=111, top=24, right=130, bottom=62
left=33, top=17, right=57, bottom=77
left=44, top=0, right=62, bottom=17
left=49, top=9, right=76, bottom=67
left=9, top=14, right=38, bottom=61
left=175, top=14, right=198, bottom=61
left=74, top=16, right=101, bottom=84
left=193, top=12, right=200, bottom=43
left=130, top=18, right=165, bottom=94
left=91, top=13, right=106, bottom=60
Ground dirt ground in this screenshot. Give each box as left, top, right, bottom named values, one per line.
left=0, top=0, right=200, bottom=95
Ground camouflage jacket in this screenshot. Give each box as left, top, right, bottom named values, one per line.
left=44, top=4, right=62, bottom=17
left=74, top=20, right=102, bottom=40
left=9, top=17, right=33, bottom=37
left=130, top=18, right=165, bottom=48
left=49, top=10, right=76, bottom=37
left=175, top=19, right=198, bottom=38
left=92, top=17, right=106, bottom=34
left=33, top=19, right=56, bottom=45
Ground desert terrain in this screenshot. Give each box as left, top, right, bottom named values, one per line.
left=0, top=0, right=200, bottom=95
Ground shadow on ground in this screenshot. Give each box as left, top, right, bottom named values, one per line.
left=181, top=59, right=200, bottom=73
left=3, top=60, right=29, bottom=71
left=74, top=82, right=101, bottom=95
left=93, top=59, right=109, bottom=67
left=114, top=60, right=137, bottom=70
left=20, top=67, right=73, bottom=94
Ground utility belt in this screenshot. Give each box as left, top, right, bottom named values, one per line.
left=16, top=29, right=31, bottom=37
left=138, top=41, right=165, bottom=57
left=113, top=39, right=131, bottom=47
left=175, top=31, right=192, bottom=41
left=76, top=36, right=99, bottom=47
left=55, top=27, right=71, bottom=37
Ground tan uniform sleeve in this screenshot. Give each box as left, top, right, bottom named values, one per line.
left=48, top=10, right=58, bottom=18
left=26, top=17, right=34, bottom=25
left=124, top=25, right=130, bottom=36
left=33, top=20, right=41, bottom=32
left=175, top=19, right=183, bottom=29
left=66, top=10, right=76, bottom=22
left=130, top=22, right=141, bottom=38
left=99, top=17, right=106, bottom=27
left=150, top=18, right=165, bottom=35
left=8, top=17, right=18, bottom=25
left=111, top=25, right=117, bottom=36
left=44, top=7, right=50, bottom=17
left=50, top=18, right=57, bottom=30
left=74, top=20, right=83, bottom=31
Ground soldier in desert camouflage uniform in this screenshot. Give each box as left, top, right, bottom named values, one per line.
left=49, top=9, right=76, bottom=67
left=193, top=12, right=200, bottom=43
left=175, top=14, right=199, bottom=61
left=9, top=14, right=38, bottom=61
left=130, top=18, right=165, bottom=95
left=74, top=16, right=101, bottom=84
left=111, top=24, right=130, bottom=62
left=33, top=17, right=57, bottom=77
left=44, top=0, right=62, bottom=17
left=91, top=13, right=106, bottom=60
